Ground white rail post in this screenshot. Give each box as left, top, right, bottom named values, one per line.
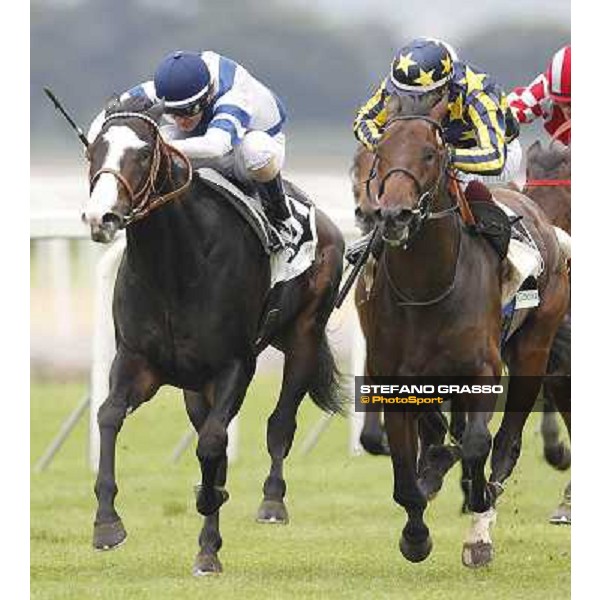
left=48, top=238, right=75, bottom=345
left=349, top=307, right=365, bottom=456
left=89, top=238, right=126, bottom=471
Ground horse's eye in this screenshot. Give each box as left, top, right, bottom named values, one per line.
left=138, top=148, right=152, bottom=162
left=423, top=150, right=436, bottom=163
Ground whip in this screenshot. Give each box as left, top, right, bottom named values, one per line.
left=43, top=87, right=90, bottom=149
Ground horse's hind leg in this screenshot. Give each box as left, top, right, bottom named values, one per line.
left=545, top=378, right=571, bottom=525
left=541, top=396, right=570, bottom=470
left=385, top=410, right=432, bottom=563
left=258, top=326, right=332, bottom=524
left=182, top=389, right=225, bottom=575
left=93, top=349, right=160, bottom=550
left=258, top=237, right=344, bottom=524
left=492, top=265, right=569, bottom=486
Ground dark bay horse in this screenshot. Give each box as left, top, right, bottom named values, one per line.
left=82, top=97, right=345, bottom=574
left=356, top=100, right=570, bottom=567
left=524, top=139, right=572, bottom=523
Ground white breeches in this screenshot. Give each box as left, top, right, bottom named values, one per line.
left=191, top=131, right=285, bottom=183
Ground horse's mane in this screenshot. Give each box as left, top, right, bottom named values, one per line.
left=105, top=94, right=155, bottom=115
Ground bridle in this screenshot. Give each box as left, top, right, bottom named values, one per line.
left=365, top=115, right=458, bottom=246
left=89, top=111, right=193, bottom=225
left=367, top=114, right=462, bottom=305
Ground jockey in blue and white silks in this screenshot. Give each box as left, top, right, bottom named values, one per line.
left=88, top=50, right=292, bottom=232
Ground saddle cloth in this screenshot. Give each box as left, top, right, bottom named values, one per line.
left=495, top=200, right=544, bottom=308
left=195, top=168, right=317, bottom=288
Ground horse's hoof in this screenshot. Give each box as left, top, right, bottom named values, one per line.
left=195, top=486, right=229, bottom=516
left=93, top=519, right=127, bottom=551
left=359, top=432, right=390, bottom=456
left=462, top=541, right=493, bottom=568
left=256, top=499, right=289, bottom=524
left=544, top=443, right=571, bottom=471
left=549, top=502, right=571, bottom=525
left=399, top=533, right=433, bottom=563
left=192, top=552, right=222, bottom=576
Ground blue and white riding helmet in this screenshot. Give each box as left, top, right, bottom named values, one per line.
left=387, top=38, right=455, bottom=97
left=154, top=50, right=214, bottom=117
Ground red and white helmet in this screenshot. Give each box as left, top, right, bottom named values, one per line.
left=547, top=45, right=571, bottom=103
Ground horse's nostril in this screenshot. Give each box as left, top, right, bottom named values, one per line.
left=102, top=212, right=123, bottom=228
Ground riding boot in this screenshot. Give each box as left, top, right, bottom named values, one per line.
left=257, top=174, right=294, bottom=251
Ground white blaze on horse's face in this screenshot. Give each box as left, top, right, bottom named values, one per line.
left=83, top=125, right=148, bottom=225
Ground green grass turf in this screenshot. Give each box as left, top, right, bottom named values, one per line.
left=31, top=375, right=570, bottom=599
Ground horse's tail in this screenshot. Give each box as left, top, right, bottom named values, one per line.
left=308, top=335, right=347, bottom=415
left=547, top=314, right=571, bottom=376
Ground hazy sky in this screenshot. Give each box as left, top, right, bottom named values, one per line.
left=289, top=0, right=570, bottom=40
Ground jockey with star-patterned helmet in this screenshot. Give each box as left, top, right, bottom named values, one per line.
left=354, top=37, right=522, bottom=183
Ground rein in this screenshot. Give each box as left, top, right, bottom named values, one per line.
left=382, top=212, right=462, bottom=307
left=524, top=179, right=571, bottom=188
left=90, top=111, right=193, bottom=225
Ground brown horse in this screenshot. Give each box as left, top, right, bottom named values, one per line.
left=524, top=140, right=571, bottom=233
left=524, top=139, right=572, bottom=523
left=352, top=144, right=465, bottom=463
left=356, top=100, right=570, bottom=568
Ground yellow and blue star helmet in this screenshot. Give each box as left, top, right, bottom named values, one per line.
left=387, top=38, right=454, bottom=95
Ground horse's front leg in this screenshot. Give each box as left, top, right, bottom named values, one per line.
left=93, top=349, right=160, bottom=550
left=182, top=389, right=224, bottom=576
left=416, top=409, right=461, bottom=501
left=385, top=409, right=432, bottom=563
left=193, top=359, right=255, bottom=574
left=195, top=360, right=254, bottom=516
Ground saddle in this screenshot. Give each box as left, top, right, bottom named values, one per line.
left=194, top=168, right=317, bottom=288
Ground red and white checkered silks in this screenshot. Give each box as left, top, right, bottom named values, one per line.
left=507, top=46, right=571, bottom=146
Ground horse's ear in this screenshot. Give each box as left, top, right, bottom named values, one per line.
left=429, top=96, right=448, bottom=123
left=527, top=140, right=542, bottom=158
left=147, top=99, right=165, bottom=123
left=105, top=94, right=121, bottom=114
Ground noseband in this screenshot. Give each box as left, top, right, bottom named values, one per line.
left=89, top=111, right=193, bottom=225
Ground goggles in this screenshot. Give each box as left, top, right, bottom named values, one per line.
left=164, top=84, right=213, bottom=118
